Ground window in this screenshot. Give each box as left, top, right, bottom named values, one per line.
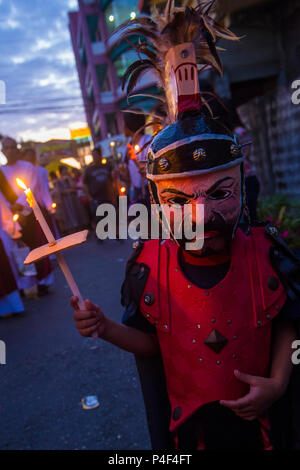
left=106, top=0, right=138, bottom=34
left=96, top=64, right=111, bottom=91
left=87, top=14, right=99, bottom=43
left=95, top=26, right=103, bottom=42
left=105, top=113, right=119, bottom=136
left=102, top=73, right=111, bottom=92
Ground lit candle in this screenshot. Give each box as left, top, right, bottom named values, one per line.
left=16, top=178, right=55, bottom=244
left=16, top=178, right=87, bottom=314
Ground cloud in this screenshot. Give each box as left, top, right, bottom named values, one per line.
left=0, top=0, right=86, bottom=142
left=68, top=0, right=78, bottom=9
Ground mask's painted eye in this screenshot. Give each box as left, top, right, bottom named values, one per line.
left=209, top=190, right=232, bottom=200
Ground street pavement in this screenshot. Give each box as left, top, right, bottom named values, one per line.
left=0, top=235, right=151, bottom=450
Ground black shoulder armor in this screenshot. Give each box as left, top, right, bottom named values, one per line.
left=121, top=240, right=150, bottom=309
left=265, top=224, right=300, bottom=302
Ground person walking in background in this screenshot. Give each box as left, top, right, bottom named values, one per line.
left=22, top=147, right=53, bottom=216
left=83, top=148, right=116, bottom=232
left=71, top=168, right=92, bottom=228
left=122, top=111, right=151, bottom=204
left=22, top=147, right=60, bottom=238
left=48, top=171, right=65, bottom=237
left=56, top=165, right=89, bottom=234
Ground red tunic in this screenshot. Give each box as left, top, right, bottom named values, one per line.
left=0, top=238, right=18, bottom=298
left=136, top=228, right=286, bottom=432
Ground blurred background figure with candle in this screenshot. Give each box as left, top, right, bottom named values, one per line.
left=83, top=147, right=116, bottom=233
left=1, top=136, right=54, bottom=297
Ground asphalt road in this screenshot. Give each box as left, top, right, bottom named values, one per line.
left=0, top=235, right=151, bottom=450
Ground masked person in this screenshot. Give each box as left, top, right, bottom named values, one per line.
left=71, top=1, right=300, bottom=450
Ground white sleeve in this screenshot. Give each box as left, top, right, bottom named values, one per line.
left=41, top=168, right=53, bottom=210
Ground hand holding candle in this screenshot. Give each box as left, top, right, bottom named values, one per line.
left=16, top=178, right=97, bottom=335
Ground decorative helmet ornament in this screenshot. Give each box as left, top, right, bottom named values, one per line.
left=112, top=0, right=241, bottom=177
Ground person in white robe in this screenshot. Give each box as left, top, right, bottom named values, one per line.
left=1, top=137, right=54, bottom=293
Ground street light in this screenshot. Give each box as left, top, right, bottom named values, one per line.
left=110, top=141, right=116, bottom=148
left=108, top=15, right=114, bottom=22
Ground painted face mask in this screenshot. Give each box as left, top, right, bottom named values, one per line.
left=155, top=164, right=242, bottom=255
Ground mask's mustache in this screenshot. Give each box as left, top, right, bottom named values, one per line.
left=191, top=212, right=227, bottom=234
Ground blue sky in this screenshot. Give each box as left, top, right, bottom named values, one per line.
left=0, top=0, right=87, bottom=143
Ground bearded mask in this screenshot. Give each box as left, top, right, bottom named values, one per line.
left=147, top=112, right=244, bottom=255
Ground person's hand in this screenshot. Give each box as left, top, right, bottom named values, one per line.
left=220, top=370, right=285, bottom=421
left=70, top=297, right=107, bottom=339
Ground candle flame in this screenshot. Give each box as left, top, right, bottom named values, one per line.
left=51, top=202, right=57, bottom=209
left=101, top=158, right=107, bottom=165
left=120, top=186, right=126, bottom=194
left=134, top=145, right=140, bottom=152
left=13, top=214, right=19, bottom=222
left=16, top=178, right=27, bottom=191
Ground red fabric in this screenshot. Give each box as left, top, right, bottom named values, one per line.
left=258, top=416, right=274, bottom=450
left=0, top=238, right=18, bottom=297
left=137, top=228, right=286, bottom=432
left=178, top=93, right=202, bottom=114
left=182, top=249, right=230, bottom=266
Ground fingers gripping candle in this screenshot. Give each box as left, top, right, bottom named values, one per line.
left=15, top=178, right=92, bottom=325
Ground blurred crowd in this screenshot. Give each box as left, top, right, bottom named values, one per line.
left=0, top=111, right=152, bottom=318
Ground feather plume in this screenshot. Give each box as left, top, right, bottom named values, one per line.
left=110, top=0, right=238, bottom=120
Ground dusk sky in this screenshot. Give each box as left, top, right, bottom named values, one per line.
left=0, top=0, right=87, bottom=145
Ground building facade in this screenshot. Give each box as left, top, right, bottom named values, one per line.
left=69, top=0, right=158, bottom=154
left=140, top=0, right=300, bottom=197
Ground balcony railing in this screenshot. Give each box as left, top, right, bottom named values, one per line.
left=101, top=91, right=115, bottom=103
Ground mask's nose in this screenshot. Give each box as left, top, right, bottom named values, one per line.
left=189, top=198, right=205, bottom=232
